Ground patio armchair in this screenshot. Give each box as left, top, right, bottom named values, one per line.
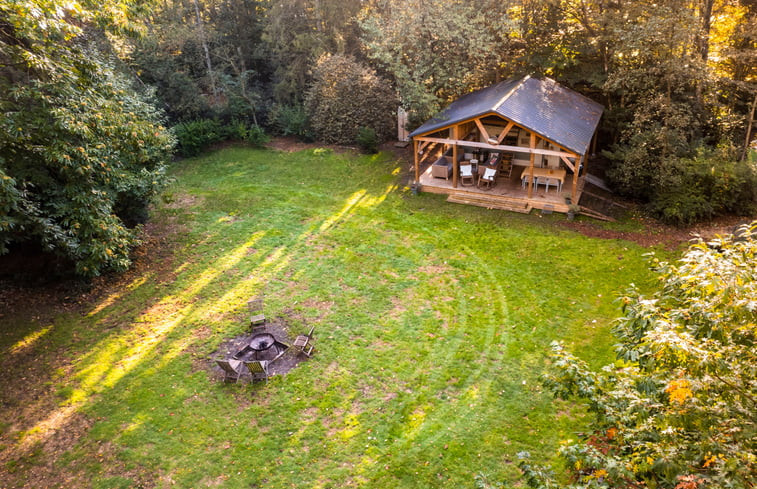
left=216, top=358, right=245, bottom=383
left=460, top=163, right=475, bottom=186
left=245, top=360, right=270, bottom=382
left=478, top=167, right=497, bottom=190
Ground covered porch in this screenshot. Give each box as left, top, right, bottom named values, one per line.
left=409, top=77, right=603, bottom=215
left=417, top=157, right=582, bottom=214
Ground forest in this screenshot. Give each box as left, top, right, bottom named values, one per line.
left=1, top=0, right=757, bottom=277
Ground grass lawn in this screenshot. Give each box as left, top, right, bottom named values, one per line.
left=0, top=145, right=664, bottom=488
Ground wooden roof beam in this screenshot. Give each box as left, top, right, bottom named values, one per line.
left=413, top=136, right=578, bottom=159
left=497, top=121, right=516, bottom=144
left=474, top=118, right=491, bottom=142
left=560, top=155, right=576, bottom=172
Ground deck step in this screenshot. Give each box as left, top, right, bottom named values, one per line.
left=447, top=194, right=532, bottom=213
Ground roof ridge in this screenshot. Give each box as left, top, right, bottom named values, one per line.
left=493, top=75, right=529, bottom=111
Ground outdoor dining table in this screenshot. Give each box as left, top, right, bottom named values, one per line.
left=521, top=167, right=566, bottom=186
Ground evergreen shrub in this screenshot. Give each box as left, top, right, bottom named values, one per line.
left=268, top=104, right=314, bottom=142
left=173, top=119, right=225, bottom=157
left=356, top=126, right=379, bottom=153
left=305, top=54, right=397, bottom=146
left=647, top=150, right=757, bottom=226
left=246, top=126, right=270, bottom=148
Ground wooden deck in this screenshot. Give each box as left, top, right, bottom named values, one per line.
left=418, top=165, right=582, bottom=214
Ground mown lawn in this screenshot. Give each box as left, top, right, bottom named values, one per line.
left=0, top=145, right=662, bottom=488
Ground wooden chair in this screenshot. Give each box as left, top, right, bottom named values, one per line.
left=247, top=296, right=265, bottom=331
left=216, top=358, right=245, bottom=383
left=478, top=167, right=497, bottom=190
left=245, top=360, right=270, bottom=382
left=293, top=326, right=315, bottom=357
left=460, top=163, right=475, bottom=186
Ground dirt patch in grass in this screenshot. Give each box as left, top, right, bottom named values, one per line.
left=163, top=192, right=203, bottom=209
left=559, top=214, right=750, bottom=249
left=209, top=315, right=313, bottom=383
left=266, top=137, right=358, bottom=155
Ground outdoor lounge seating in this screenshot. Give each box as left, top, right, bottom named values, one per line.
left=245, top=360, right=270, bottom=382
left=460, top=163, right=475, bottom=186
left=478, top=167, right=497, bottom=190
left=431, top=156, right=453, bottom=180
left=216, top=358, right=245, bottom=383
left=293, top=326, right=315, bottom=357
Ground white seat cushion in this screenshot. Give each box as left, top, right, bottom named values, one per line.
left=483, top=168, right=496, bottom=180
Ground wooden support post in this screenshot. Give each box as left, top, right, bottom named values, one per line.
left=452, top=126, right=459, bottom=188
left=572, top=155, right=583, bottom=202
left=527, top=132, right=536, bottom=199
left=413, top=138, right=419, bottom=183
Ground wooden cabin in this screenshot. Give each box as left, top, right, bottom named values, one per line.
left=410, top=76, right=604, bottom=214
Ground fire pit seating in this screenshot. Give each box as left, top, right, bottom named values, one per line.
left=247, top=296, right=266, bottom=332
left=233, top=333, right=290, bottom=363
left=245, top=360, right=269, bottom=382
left=216, top=358, right=245, bottom=383
left=293, top=326, right=316, bottom=357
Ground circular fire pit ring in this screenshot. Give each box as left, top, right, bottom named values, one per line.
left=250, top=333, right=276, bottom=351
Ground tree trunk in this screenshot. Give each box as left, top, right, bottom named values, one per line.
left=699, top=0, right=714, bottom=61
left=192, top=0, right=217, bottom=98
left=742, top=92, right=757, bottom=161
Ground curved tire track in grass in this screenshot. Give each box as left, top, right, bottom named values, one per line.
left=364, top=213, right=515, bottom=482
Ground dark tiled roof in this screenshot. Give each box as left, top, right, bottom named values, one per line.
left=409, top=76, right=604, bottom=155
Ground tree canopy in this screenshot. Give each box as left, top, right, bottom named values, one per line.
left=0, top=0, right=174, bottom=277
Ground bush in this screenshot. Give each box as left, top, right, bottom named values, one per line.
left=173, top=119, right=271, bottom=156
left=172, top=119, right=225, bottom=157
left=520, top=223, right=757, bottom=489
left=223, top=119, right=250, bottom=141
left=0, top=52, right=174, bottom=277
left=605, top=97, right=698, bottom=201
left=646, top=148, right=757, bottom=226
left=305, top=54, right=397, bottom=146
left=268, top=104, right=314, bottom=142
left=356, top=126, right=379, bottom=154
left=246, top=125, right=270, bottom=148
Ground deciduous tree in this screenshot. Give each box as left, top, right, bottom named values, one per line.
left=0, top=0, right=175, bottom=277
left=517, top=222, right=757, bottom=489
